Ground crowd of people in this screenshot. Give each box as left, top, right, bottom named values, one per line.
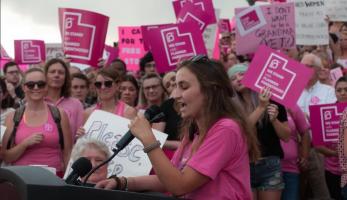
left=2, top=17, right=347, bottom=200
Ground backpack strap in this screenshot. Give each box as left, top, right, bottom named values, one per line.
left=47, top=105, right=64, bottom=150
left=7, top=106, right=26, bottom=149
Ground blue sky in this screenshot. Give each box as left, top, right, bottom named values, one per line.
left=1, top=0, right=248, bottom=57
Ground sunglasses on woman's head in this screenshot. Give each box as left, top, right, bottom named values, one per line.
left=24, top=81, right=47, bottom=90
left=94, top=80, right=113, bottom=89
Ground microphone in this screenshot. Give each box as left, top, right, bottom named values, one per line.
left=114, top=105, right=163, bottom=152
left=65, top=157, right=92, bottom=185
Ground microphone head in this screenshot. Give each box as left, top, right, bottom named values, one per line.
left=72, top=157, right=93, bottom=177
left=144, top=105, right=162, bottom=120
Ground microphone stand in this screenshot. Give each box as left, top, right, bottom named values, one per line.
left=82, top=113, right=165, bottom=186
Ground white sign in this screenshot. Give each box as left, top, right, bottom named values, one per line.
left=326, top=0, right=347, bottom=22
left=294, top=0, right=329, bottom=45
left=46, top=43, right=64, bottom=61
left=64, top=110, right=168, bottom=178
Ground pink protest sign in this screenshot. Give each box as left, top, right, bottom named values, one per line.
left=141, top=24, right=173, bottom=51
left=330, top=67, right=343, bottom=87
left=145, top=23, right=207, bottom=73
left=241, top=45, right=313, bottom=109
left=14, top=40, right=46, bottom=64
left=218, top=19, right=231, bottom=33
left=235, top=2, right=295, bottom=55
left=1, top=44, right=11, bottom=60
left=104, top=45, right=119, bottom=65
left=309, top=103, right=347, bottom=146
left=173, top=0, right=216, bottom=32
left=59, top=8, right=109, bottom=68
left=118, top=26, right=145, bottom=72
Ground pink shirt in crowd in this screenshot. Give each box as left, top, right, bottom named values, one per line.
left=281, top=105, right=309, bottom=174
left=171, top=118, right=252, bottom=200
left=338, top=109, right=347, bottom=187
left=324, top=143, right=341, bottom=175
left=13, top=104, right=63, bottom=173
left=45, top=96, right=84, bottom=139
left=94, top=100, right=126, bottom=117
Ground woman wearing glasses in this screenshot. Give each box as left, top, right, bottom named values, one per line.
left=96, top=56, right=258, bottom=200
left=76, top=68, right=137, bottom=138
left=44, top=58, right=84, bottom=139
left=138, top=73, right=166, bottom=110
left=2, top=68, right=72, bottom=177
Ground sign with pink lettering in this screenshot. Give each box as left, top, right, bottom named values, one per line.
left=103, top=45, right=119, bottom=65
left=141, top=24, right=174, bottom=51
left=59, top=8, right=109, bottom=68
left=14, top=40, right=46, bottom=64
left=309, top=103, right=347, bottom=146
left=118, top=26, right=145, bottom=72
left=173, top=0, right=216, bottom=32
left=145, top=23, right=207, bottom=73
left=218, top=19, right=231, bottom=33
left=241, top=45, right=313, bottom=109
left=235, top=2, right=295, bottom=55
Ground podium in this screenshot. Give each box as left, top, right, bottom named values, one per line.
left=0, top=166, right=178, bottom=200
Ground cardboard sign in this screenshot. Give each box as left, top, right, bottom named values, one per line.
left=241, top=45, right=313, bottom=109
left=103, top=45, right=119, bottom=65
left=64, top=110, right=168, bottom=178
left=141, top=24, right=174, bottom=51
left=235, top=2, right=296, bottom=55
left=173, top=0, right=217, bottom=32
left=14, top=40, right=46, bottom=64
left=326, top=0, right=347, bottom=22
left=45, top=43, right=64, bottom=61
left=59, top=8, right=109, bottom=68
left=293, top=0, right=329, bottom=45
left=145, top=23, right=207, bottom=73
left=310, top=103, right=347, bottom=146
left=118, top=26, right=145, bottom=72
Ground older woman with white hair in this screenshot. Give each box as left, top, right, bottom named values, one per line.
left=70, top=138, right=110, bottom=184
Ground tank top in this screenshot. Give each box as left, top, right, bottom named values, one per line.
left=94, top=100, right=126, bottom=117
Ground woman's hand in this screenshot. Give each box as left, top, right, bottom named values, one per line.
left=259, top=87, right=271, bottom=108
left=95, top=178, right=117, bottom=190
left=267, top=104, right=279, bottom=122
left=128, top=113, right=155, bottom=144
left=23, top=133, right=44, bottom=147
left=76, top=127, right=86, bottom=138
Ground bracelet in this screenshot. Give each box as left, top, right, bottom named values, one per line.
left=143, top=140, right=161, bottom=153
left=120, top=176, right=128, bottom=191
left=108, top=175, right=121, bottom=190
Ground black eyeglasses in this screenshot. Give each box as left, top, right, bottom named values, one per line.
left=24, top=81, right=46, bottom=90
left=94, top=80, right=114, bottom=89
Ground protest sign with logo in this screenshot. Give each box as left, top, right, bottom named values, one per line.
left=64, top=110, right=168, bottom=178
left=118, top=26, right=145, bottom=72
left=241, top=45, right=313, bottom=109
left=14, top=40, right=46, bottom=64
left=218, top=19, right=231, bottom=33
left=330, top=67, right=344, bottom=87
left=141, top=24, right=174, bottom=51
left=293, top=0, right=329, bottom=45
left=45, top=43, right=64, bottom=61
left=59, top=8, right=109, bottom=68
left=103, top=45, right=119, bottom=65
left=145, top=23, right=207, bottom=73
left=310, top=103, right=347, bottom=146
left=326, top=0, right=347, bottom=22
left=173, top=0, right=216, bottom=32
left=235, top=2, right=295, bottom=55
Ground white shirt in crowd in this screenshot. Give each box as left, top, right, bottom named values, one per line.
left=297, top=81, right=337, bottom=116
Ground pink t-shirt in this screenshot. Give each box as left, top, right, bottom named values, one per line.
left=94, top=100, right=126, bottom=117
left=338, top=109, right=347, bottom=187
left=45, top=97, right=83, bottom=138
left=171, top=118, right=252, bottom=200
left=13, top=104, right=63, bottom=172
left=324, top=143, right=341, bottom=175
left=281, top=105, right=309, bottom=173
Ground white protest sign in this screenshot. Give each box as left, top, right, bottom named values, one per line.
left=326, top=0, right=347, bottom=22
left=294, top=0, right=329, bottom=45
left=64, top=110, right=168, bottom=178
left=46, top=43, right=64, bottom=61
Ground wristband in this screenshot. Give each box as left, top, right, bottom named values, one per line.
left=143, top=140, right=161, bottom=153
left=108, top=175, right=121, bottom=190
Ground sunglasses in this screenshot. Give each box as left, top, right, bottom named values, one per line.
left=24, top=81, right=47, bottom=90
left=189, top=55, right=209, bottom=62
left=94, top=80, right=114, bottom=89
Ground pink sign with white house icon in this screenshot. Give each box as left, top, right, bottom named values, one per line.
left=241, top=45, right=313, bottom=109
left=14, top=40, right=46, bottom=64
left=310, top=103, right=347, bottom=146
